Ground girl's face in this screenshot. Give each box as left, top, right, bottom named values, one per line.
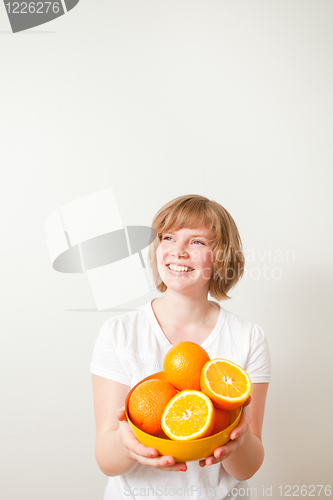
left=156, top=227, right=214, bottom=295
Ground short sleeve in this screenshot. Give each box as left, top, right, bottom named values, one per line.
left=245, top=324, right=271, bottom=383
left=90, top=317, right=131, bottom=386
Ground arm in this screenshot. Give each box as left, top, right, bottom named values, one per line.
left=91, top=374, right=187, bottom=476
left=92, top=374, right=136, bottom=476
left=199, top=383, right=269, bottom=481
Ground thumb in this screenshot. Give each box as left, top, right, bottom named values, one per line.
left=116, top=407, right=127, bottom=422
left=243, top=395, right=252, bottom=407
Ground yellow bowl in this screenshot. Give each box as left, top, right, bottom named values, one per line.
left=125, top=372, right=242, bottom=462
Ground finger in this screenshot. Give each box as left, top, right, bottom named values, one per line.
left=130, top=451, right=187, bottom=471
left=211, top=442, right=235, bottom=461
left=157, top=460, right=187, bottom=472
left=230, top=417, right=250, bottom=440
left=118, top=420, right=157, bottom=456
left=243, top=395, right=252, bottom=407
left=199, top=454, right=222, bottom=467
left=230, top=408, right=251, bottom=440
left=214, top=447, right=226, bottom=459
left=205, top=456, right=217, bottom=466
left=214, top=430, right=247, bottom=459
left=199, top=439, right=239, bottom=466
left=117, top=412, right=187, bottom=471
left=118, top=420, right=181, bottom=464
left=120, top=425, right=160, bottom=459
left=131, top=452, right=174, bottom=467
left=156, top=465, right=187, bottom=472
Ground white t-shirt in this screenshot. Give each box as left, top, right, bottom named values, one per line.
left=90, top=300, right=271, bottom=500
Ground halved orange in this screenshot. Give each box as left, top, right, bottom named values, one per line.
left=200, top=359, right=252, bottom=410
left=161, top=390, right=215, bottom=441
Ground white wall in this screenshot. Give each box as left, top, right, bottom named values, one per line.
left=1, top=1, right=332, bottom=499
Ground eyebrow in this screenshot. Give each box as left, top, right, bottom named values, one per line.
left=165, top=231, right=210, bottom=239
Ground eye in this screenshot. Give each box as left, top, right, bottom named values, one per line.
left=193, top=240, right=204, bottom=245
left=163, top=236, right=173, bottom=241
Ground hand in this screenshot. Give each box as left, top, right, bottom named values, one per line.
left=199, top=396, right=252, bottom=468
left=117, top=407, right=187, bottom=472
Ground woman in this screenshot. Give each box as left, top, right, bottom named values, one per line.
left=90, top=194, right=271, bottom=499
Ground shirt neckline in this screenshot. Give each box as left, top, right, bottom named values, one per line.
left=145, top=299, right=226, bottom=350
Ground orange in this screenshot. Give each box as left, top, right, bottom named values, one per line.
left=163, top=341, right=210, bottom=391
left=146, top=371, right=169, bottom=383
left=200, top=359, right=252, bottom=410
left=161, top=390, right=215, bottom=441
left=210, top=408, right=230, bottom=435
left=128, top=379, right=177, bottom=437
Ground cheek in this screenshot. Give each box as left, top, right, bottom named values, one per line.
left=156, top=245, right=164, bottom=261
left=191, top=248, right=213, bottom=265
left=156, top=246, right=167, bottom=271
left=202, top=249, right=213, bottom=267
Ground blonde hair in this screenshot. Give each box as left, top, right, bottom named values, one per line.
left=148, top=194, right=245, bottom=300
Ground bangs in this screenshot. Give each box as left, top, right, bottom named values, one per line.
left=159, top=199, right=217, bottom=241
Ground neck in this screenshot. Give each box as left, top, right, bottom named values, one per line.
left=154, top=289, right=217, bottom=329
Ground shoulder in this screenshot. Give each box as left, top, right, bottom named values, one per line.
left=98, top=304, right=149, bottom=341
left=217, top=306, right=270, bottom=359
left=210, top=305, right=271, bottom=382
left=222, top=307, right=264, bottom=340
left=101, top=307, right=145, bottom=329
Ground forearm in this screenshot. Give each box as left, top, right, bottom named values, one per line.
left=222, top=431, right=264, bottom=481
left=95, top=428, right=137, bottom=477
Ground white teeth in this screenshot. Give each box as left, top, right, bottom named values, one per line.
left=168, top=264, right=193, bottom=272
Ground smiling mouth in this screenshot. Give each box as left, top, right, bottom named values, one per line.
left=167, top=264, right=194, bottom=273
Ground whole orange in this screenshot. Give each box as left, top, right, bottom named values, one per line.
left=211, top=408, right=230, bottom=435
left=128, top=379, right=177, bottom=437
left=163, top=341, right=210, bottom=391
left=146, top=371, right=168, bottom=383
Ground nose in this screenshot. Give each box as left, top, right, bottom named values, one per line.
left=172, top=243, right=189, bottom=259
